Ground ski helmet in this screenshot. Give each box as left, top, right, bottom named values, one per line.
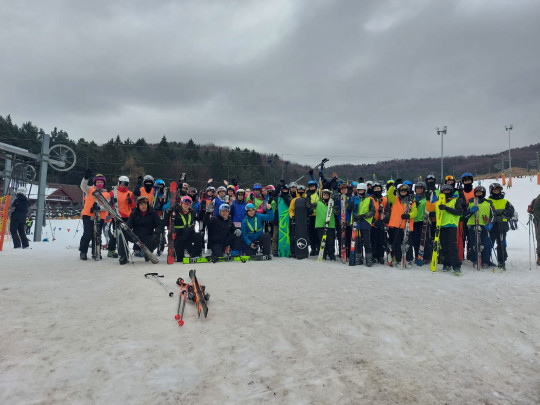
left=489, top=183, right=503, bottom=194
left=182, top=182, right=189, bottom=189
left=403, top=180, right=413, bottom=187
left=415, top=182, right=426, bottom=190
left=227, top=185, right=235, bottom=192
left=93, top=174, right=106, bottom=183
left=236, top=188, right=245, bottom=195
left=16, top=186, right=27, bottom=195
left=253, top=183, right=262, bottom=190
left=118, top=175, right=130, bottom=186
left=444, top=175, right=455, bottom=184
left=181, top=196, right=192, bottom=205
left=188, top=187, right=197, bottom=197
left=288, top=182, right=297, bottom=188
left=307, top=180, right=317, bottom=187
left=245, top=203, right=256, bottom=211
left=266, top=185, right=275, bottom=191
left=397, top=184, right=409, bottom=193
left=206, top=186, right=215, bottom=192
left=136, top=196, right=149, bottom=204
left=440, top=184, right=453, bottom=193
left=322, top=189, right=331, bottom=196
left=219, top=203, right=230, bottom=212
left=155, top=179, right=165, bottom=186
left=143, top=175, right=154, bottom=183
left=351, top=181, right=358, bottom=188
left=372, top=182, right=382, bottom=190
left=461, top=172, right=474, bottom=181
left=474, top=185, right=486, bottom=198
left=426, top=174, right=436, bottom=180
left=297, top=184, right=306, bottom=192
left=366, top=181, right=373, bottom=186
left=357, top=183, right=368, bottom=191
left=216, top=186, right=227, bottom=194
left=339, top=182, right=349, bottom=189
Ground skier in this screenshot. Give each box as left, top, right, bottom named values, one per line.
left=437, top=184, right=465, bottom=274
left=487, top=183, right=515, bottom=270
left=230, top=189, right=248, bottom=228
left=163, top=195, right=202, bottom=262
left=335, top=182, right=352, bottom=260
left=532, top=193, right=540, bottom=266
left=126, top=195, right=163, bottom=260
left=463, top=186, right=494, bottom=269
left=370, top=182, right=389, bottom=265
left=351, top=183, right=376, bottom=266
left=410, top=182, right=429, bottom=264
left=107, top=175, right=135, bottom=262
left=251, top=183, right=265, bottom=212
left=226, top=185, right=236, bottom=204
left=79, top=172, right=109, bottom=260
left=459, top=173, right=475, bottom=261
left=25, top=216, right=33, bottom=235
left=198, top=185, right=215, bottom=251
left=134, top=175, right=155, bottom=201
left=240, top=202, right=274, bottom=256
left=315, top=189, right=337, bottom=261
left=207, top=203, right=242, bottom=258
left=213, top=186, right=228, bottom=216
left=387, top=184, right=417, bottom=268
left=9, top=187, right=30, bottom=249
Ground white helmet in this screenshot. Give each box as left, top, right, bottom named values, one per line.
left=217, top=186, right=227, bottom=193
left=118, top=175, right=129, bottom=184
left=143, top=175, right=154, bottom=183
left=17, top=187, right=27, bottom=195
left=366, top=181, right=373, bottom=186
left=357, top=183, right=368, bottom=191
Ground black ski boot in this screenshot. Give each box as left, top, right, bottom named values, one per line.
left=119, top=256, right=128, bottom=265
left=80, top=252, right=87, bottom=261
left=366, top=253, right=373, bottom=267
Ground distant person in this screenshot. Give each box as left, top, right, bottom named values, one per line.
left=25, top=216, right=33, bottom=235
left=10, top=187, right=30, bottom=249
left=532, top=193, right=540, bottom=266
left=487, top=183, right=515, bottom=270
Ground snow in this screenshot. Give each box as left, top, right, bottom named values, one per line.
left=1, top=176, right=540, bottom=404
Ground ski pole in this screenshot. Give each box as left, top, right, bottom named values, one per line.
left=175, top=278, right=188, bottom=326
left=144, top=273, right=175, bottom=297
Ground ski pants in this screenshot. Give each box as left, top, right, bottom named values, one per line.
left=107, top=218, right=129, bottom=252
left=411, top=221, right=432, bottom=262
left=272, top=224, right=279, bottom=254
left=355, top=227, right=372, bottom=257
left=210, top=234, right=242, bottom=257
left=389, top=228, right=413, bottom=263
left=79, top=215, right=104, bottom=253
left=535, top=219, right=540, bottom=256
left=489, top=224, right=508, bottom=264
left=440, top=226, right=460, bottom=267
left=308, top=216, right=319, bottom=252
left=316, top=228, right=335, bottom=259
left=10, top=215, right=29, bottom=248
left=467, top=226, right=491, bottom=265
left=174, top=232, right=203, bottom=261
left=241, top=232, right=272, bottom=255
left=129, top=233, right=160, bottom=253
left=289, top=221, right=296, bottom=256
left=370, top=224, right=386, bottom=260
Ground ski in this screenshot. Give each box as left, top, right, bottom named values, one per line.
left=93, top=190, right=159, bottom=264
left=246, top=254, right=272, bottom=261
left=317, top=197, right=335, bottom=261
left=189, top=269, right=209, bottom=318
left=415, top=212, right=430, bottom=266
left=340, top=193, right=347, bottom=263
left=430, top=197, right=444, bottom=272
left=92, top=204, right=102, bottom=260
left=167, top=181, right=178, bottom=264
left=349, top=220, right=357, bottom=266
left=400, top=196, right=413, bottom=269
left=183, top=255, right=250, bottom=264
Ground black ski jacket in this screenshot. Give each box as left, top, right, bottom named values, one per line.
left=207, top=214, right=236, bottom=244
left=127, top=206, right=163, bottom=238
left=10, top=194, right=30, bottom=221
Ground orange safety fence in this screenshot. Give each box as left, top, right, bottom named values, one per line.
left=0, top=195, right=11, bottom=251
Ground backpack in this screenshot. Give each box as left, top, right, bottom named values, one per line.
left=527, top=199, right=536, bottom=214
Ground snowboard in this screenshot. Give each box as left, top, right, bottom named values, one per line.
left=293, top=198, right=309, bottom=260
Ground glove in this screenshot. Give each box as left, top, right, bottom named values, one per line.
left=470, top=206, right=479, bottom=213
left=309, top=169, right=314, bottom=176
left=485, top=223, right=493, bottom=231
left=90, top=202, right=99, bottom=213
left=234, top=229, right=242, bottom=237
left=358, top=177, right=364, bottom=183
left=84, top=169, right=92, bottom=179
left=137, top=176, right=143, bottom=185
left=127, top=195, right=133, bottom=205
left=231, top=178, right=237, bottom=186
left=401, top=213, right=410, bottom=219
left=354, top=214, right=366, bottom=222
left=395, top=178, right=403, bottom=185
left=438, top=205, right=447, bottom=211
left=503, top=209, right=512, bottom=217
left=374, top=220, right=385, bottom=229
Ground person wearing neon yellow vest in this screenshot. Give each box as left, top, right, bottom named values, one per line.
left=464, top=186, right=494, bottom=269
left=352, top=183, right=375, bottom=266
left=240, top=202, right=274, bottom=256
left=487, top=183, right=515, bottom=270
left=437, top=184, right=465, bottom=274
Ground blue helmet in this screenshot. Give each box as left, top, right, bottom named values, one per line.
left=219, top=203, right=230, bottom=212
left=245, top=203, right=256, bottom=211
left=155, top=179, right=165, bottom=186
left=253, top=183, right=262, bottom=190
left=461, top=172, right=473, bottom=180
left=307, top=180, right=317, bottom=186
left=403, top=180, right=413, bottom=186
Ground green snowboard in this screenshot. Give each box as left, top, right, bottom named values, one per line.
left=278, top=197, right=290, bottom=257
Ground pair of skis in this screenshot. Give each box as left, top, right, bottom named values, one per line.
left=317, top=197, right=335, bottom=261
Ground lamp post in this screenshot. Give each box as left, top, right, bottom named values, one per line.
left=436, top=126, right=447, bottom=182
left=505, top=125, right=513, bottom=187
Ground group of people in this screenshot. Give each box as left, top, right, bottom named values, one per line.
left=71, top=168, right=539, bottom=273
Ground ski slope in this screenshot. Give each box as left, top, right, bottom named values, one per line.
left=1, top=176, right=539, bottom=404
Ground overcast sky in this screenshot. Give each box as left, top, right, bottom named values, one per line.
left=1, top=0, right=539, bottom=166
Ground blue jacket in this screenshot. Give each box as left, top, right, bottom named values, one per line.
left=213, top=196, right=228, bottom=217
left=241, top=209, right=274, bottom=246
left=230, top=200, right=247, bottom=223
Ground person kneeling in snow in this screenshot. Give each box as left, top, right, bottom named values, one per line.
left=207, top=203, right=242, bottom=257
left=125, top=196, right=163, bottom=263
left=240, top=203, right=274, bottom=256
left=163, top=196, right=202, bottom=262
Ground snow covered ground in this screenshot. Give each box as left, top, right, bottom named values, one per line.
left=1, top=176, right=540, bottom=404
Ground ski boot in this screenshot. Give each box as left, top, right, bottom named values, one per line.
left=108, top=250, right=118, bottom=258
left=80, top=252, right=87, bottom=261
left=442, top=265, right=451, bottom=272
left=453, top=265, right=462, bottom=276
left=119, top=256, right=128, bottom=265
left=366, top=253, right=373, bottom=267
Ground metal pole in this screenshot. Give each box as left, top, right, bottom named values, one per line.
left=34, top=134, right=51, bottom=242
left=436, top=126, right=447, bottom=182
left=506, top=125, right=513, bottom=186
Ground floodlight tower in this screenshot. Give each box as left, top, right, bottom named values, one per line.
left=505, top=124, right=513, bottom=187
left=436, top=126, right=447, bottom=182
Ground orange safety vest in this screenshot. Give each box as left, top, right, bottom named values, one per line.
left=82, top=187, right=109, bottom=219
left=139, top=187, right=154, bottom=201
left=112, top=188, right=135, bottom=218
left=371, top=196, right=388, bottom=222
left=388, top=196, right=414, bottom=230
